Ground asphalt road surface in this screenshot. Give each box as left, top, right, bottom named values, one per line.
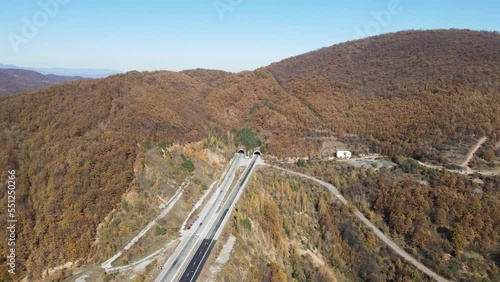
left=178, top=155, right=259, bottom=281
left=155, top=152, right=244, bottom=282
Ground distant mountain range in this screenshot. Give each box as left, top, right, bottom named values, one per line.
left=0, top=68, right=86, bottom=95
left=0, top=64, right=121, bottom=78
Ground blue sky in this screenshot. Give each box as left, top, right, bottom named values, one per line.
left=0, top=0, right=498, bottom=72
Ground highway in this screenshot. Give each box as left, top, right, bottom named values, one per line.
left=155, top=151, right=247, bottom=282
left=178, top=154, right=259, bottom=282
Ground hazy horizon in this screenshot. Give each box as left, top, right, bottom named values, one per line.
left=1, top=0, right=499, bottom=73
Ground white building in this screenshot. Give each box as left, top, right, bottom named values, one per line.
left=336, top=150, right=352, bottom=159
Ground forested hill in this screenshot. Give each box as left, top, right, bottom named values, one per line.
left=267, top=29, right=499, bottom=98
left=0, top=29, right=499, bottom=279
left=0, top=71, right=212, bottom=278
left=261, top=29, right=500, bottom=157
left=200, top=29, right=500, bottom=157
left=0, top=68, right=84, bottom=95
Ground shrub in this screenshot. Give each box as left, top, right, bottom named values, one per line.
left=297, top=158, right=307, bottom=167
left=142, top=141, right=153, bottom=149
left=401, top=158, right=419, bottom=174
left=155, top=226, right=167, bottom=236
left=121, top=200, right=130, bottom=212
left=234, top=127, right=262, bottom=149
left=241, top=217, right=252, bottom=231
left=157, top=140, right=172, bottom=150
left=181, top=154, right=195, bottom=172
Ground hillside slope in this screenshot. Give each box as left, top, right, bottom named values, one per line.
left=264, top=29, right=500, bottom=158
left=0, top=71, right=211, bottom=278
left=0, top=68, right=84, bottom=95
left=0, top=29, right=499, bottom=280
left=268, top=29, right=499, bottom=98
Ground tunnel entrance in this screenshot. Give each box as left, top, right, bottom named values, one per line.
left=237, top=149, right=245, bottom=154
left=253, top=151, right=262, bottom=156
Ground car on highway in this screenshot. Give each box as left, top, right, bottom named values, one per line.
left=195, top=234, right=199, bottom=238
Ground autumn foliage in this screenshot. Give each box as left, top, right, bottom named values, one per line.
left=0, top=29, right=498, bottom=279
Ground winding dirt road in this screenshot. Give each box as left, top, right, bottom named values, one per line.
left=461, top=136, right=488, bottom=170
left=265, top=164, right=448, bottom=282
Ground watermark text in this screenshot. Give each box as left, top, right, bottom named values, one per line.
left=213, top=0, right=244, bottom=21
left=8, top=0, right=71, bottom=53
left=6, top=170, right=16, bottom=275
left=355, top=0, right=407, bottom=39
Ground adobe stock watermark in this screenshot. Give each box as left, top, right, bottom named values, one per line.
left=355, top=0, right=407, bottom=39
left=213, top=0, right=244, bottom=21
left=8, top=0, right=72, bottom=54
